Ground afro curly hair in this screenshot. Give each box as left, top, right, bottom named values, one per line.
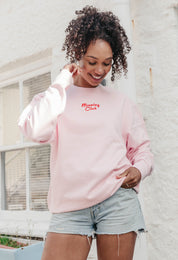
left=62, top=6, right=131, bottom=81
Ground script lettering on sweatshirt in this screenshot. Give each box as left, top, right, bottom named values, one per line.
left=81, top=103, right=100, bottom=111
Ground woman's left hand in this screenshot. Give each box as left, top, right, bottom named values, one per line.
left=116, top=167, right=141, bottom=189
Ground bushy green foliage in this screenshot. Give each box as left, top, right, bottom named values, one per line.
left=0, top=235, right=28, bottom=248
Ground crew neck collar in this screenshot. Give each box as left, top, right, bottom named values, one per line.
left=72, top=84, right=102, bottom=89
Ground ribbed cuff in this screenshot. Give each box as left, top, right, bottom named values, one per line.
left=133, top=162, right=149, bottom=180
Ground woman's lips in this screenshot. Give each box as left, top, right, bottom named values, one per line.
left=89, top=73, right=104, bottom=81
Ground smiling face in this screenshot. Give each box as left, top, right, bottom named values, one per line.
left=75, top=39, right=113, bottom=88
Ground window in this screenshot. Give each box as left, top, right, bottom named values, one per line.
left=0, top=72, right=51, bottom=211
left=0, top=83, right=20, bottom=146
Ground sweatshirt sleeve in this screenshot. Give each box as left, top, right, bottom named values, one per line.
left=18, top=69, right=73, bottom=143
left=124, top=99, right=154, bottom=182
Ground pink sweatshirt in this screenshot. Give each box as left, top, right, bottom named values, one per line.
left=18, top=69, right=153, bottom=213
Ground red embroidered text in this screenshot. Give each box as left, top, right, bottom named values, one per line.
left=81, top=103, right=100, bottom=111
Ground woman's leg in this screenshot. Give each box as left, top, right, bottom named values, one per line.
left=96, top=231, right=137, bottom=260
left=41, top=232, right=92, bottom=260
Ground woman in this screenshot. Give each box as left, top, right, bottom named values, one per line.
left=18, top=6, right=153, bottom=260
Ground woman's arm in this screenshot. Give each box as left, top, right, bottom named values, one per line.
left=126, top=105, right=154, bottom=181
left=18, top=69, right=73, bottom=143
left=117, top=97, right=154, bottom=191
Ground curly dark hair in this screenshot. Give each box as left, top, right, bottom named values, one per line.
left=62, top=6, right=131, bottom=81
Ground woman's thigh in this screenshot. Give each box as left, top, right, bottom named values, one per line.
left=96, top=231, right=137, bottom=260
left=41, top=232, right=92, bottom=260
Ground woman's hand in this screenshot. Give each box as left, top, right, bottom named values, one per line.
left=63, top=63, right=82, bottom=77
left=116, top=167, right=141, bottom=189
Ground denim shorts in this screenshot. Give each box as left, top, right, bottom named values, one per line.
left=48, top=187, right=145, bottom=238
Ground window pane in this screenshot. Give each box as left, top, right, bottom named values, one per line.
left=5, top=149, right=26, bottom=210
left=23, top=72, right=51, bottom=108
left=29, top=145, right=50, bottom=211
left=23, top=72, right=51, bottom=142
left=0, top=83, right=20, bottom=146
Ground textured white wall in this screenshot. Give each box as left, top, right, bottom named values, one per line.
left=0, top=0, right=131, bottom=68
left=0, top=0, right=136, bottom=99
left=131, top=1, right=178, bottom=260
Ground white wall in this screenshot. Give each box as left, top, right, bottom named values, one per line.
left=131, top=1, right=178, bottom=260
left=0, top=0, right=130, bottom=65
left=0, top=0, right=135, bottom=99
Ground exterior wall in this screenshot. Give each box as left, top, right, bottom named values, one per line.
left=0, top=0, right=135, bottom=99
left=131, top=1, right=178, bottom=260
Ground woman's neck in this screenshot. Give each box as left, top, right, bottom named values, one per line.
left=74, top=75, right=98, bottom=88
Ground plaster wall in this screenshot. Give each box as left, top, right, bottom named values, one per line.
left=0, top=0, right=135, bottom=99
left=131, top=1, right=178, bottom=260
left=0, top=0, right=131, bottom=67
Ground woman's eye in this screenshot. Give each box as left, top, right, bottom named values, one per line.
left=104, top=63, right=111, bottom=66
left=88, top=61, right=112, bottom=66
left=88, top=62, right=96, bottom=65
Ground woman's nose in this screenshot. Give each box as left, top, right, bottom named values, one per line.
left=94, top=65, right=104, bottom=75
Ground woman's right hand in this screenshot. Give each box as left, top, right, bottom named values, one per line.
left=63, top=63, right=81, bottom=77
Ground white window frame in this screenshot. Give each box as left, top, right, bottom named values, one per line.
left=0, top=57, right=52, bottom=237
